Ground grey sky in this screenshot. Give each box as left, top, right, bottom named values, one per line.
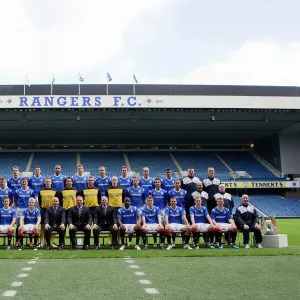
left=1, top=0, right=299, bottom=86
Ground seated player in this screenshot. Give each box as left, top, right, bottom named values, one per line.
left=141, top=195, right=165, bottom=250
left=165, top=197, right=192, bottom=250
left=18, top=197, right=41, bottom=250
left=190, top=195, right=215, bottom=249
left=210, top=197, right=238, bottom=249
left=117, top=197, right=142, bottom=250
left=44, top=197, right=66, bottom=250
left=0, top=197, right=16, bottom=250
left=235, top=194, right=263, bottom=249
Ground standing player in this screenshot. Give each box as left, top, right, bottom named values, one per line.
left=210, top=197, right=238, bottom=249
left=51, top=165, right=67, bottom=193
left=181, top=168, right=200, bottom=197
left=190, top=195, right=215, bottom=249
left=169, top=180, right=188, bottom=208
left=0, top=177, right=13, bottom=207
left=72, top=164, right=88, bottom=192
left=161, top=168, right=176, bottom=192
left=118, top=166, right=132, bottom=190
left=0, top=197, right=16, bottom=250
left=95, top=166, right=111, bottom=197
left=7, top=166, right=22, bottom=198
left=118, top=197, right=142, bottom=250
left=80, top=176, right=100, bottom=218
left=126, top=177, right=145, bottom=208
left=165, top=197, right=192, bottom=250
left=60, top=177, right=78, bottom=218
left=29, top=166, right=45, bottom=199
left=18, top=198, right=41, bottom=250
left=141, top=195, right=165, bottom=250
left=203, top=167, right=221, bottom=213
left=139, top=167, right=154, bottom=197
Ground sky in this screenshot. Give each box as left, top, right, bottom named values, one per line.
left=1, top=0, right=300, bottom=86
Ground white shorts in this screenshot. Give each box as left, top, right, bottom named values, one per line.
left=217, top=223, right=232, bottom=232
left=23, top=224, right=35, bottom=233
left=145, top=224, right=160, bottom=232
left=195, top=223, right=211, bottom=232
left=0, top=225, right=13, bottom=233
left=168, top=223, right=185, bottom=232
left=122, top=224, right=137, bottom=233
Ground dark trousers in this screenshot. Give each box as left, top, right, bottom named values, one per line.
left=240, top=225, right=263, bottom=244
left=45, top=226, right=65, bottom=246
left=69, top=225, right=91, bottom=246
left=94, top=225, right=118, bottom=246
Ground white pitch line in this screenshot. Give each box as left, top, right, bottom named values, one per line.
left=145, top=288, right=159, bottom=294
left=129, top=265, right=140, bottom=269
left=125, top=260, right=134, bottom=263
left=2, top=290, right=17, bottom=297
left=27, top=261, right=36, bottom=265
left=22, top=267, right=32, bottom=271
left=11, top=282, right=23, bottom=287
left=30, top=258, right=39, bottom=261
left=135, top=272, right=145, bottom=276
left=139, top=280, right=151, bottom=285
left=17, top=274, right=28, bottom=278
left=123, top=257, right=132, bottom=260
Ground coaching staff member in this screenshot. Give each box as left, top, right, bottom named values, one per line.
left=67, top=195, right=92, bottom=250
left=44, top=197, right=66, bottom=250
left=93, top=196, right=118, bottom=250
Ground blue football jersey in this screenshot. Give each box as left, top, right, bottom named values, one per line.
left=161, top=177, right=176, bottom=192
left=117, top=206, right=140, bottom=224
left=165, top=206, right=185, bottom=224
left=7, top=177, right=22, bottom=193
left=0, top=188, right=13, bottom=207
left=210, top=207, right=232, bottom=223
left=126, top=186, right=145, bottom=208
left=95, top=176, right=111, bottom=196
left=139, top=177, right=154, bottom=197
left=190, top=205, right=209, bottom=223
left=142, top=206, right=161, bottom=224
left=51, top=174, right=66, bottom=192
left=0, top=207, right=16, bottom=225
left=29, top=175, right=45, bottom=197
left=149, top=188, right=169, bottom=209
left=168, top=188, right=188, bottom=208
left=15, top=188, right=35, bottom=209
left=22, top=208, right=40, bottom=225
left=72, top=175, right=88, bottom=192
left=118, top=176, right=132, bottom=190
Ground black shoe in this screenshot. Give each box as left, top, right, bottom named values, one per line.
left=59, top=244, right=64, bottom=250
left=94, top=245, right=99, bottom=250
left=45, top=245, right=50, bottom=250
left=84, top=245, right=89, bottom=250
left=71, top=245, right=77, bottom=250
left=110, top=245, right=115, bottom=250
left=18, top=245, right=24, bottom=251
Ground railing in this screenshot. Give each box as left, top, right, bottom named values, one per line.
left=252, top=153, right=284, bottom=178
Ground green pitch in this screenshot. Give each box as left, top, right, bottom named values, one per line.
left=0, top=257, right=299, bottom=300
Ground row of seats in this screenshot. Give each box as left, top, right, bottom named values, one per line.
left=0, top=151, right=280, bottom=180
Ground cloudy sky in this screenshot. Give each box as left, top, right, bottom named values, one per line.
left=1, top=0, right=300, bottom=86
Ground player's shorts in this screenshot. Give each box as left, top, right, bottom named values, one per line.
left=216, top=223, right=232, bottom=232
left=121, top=224, right=137, bottom=233
left=0, top=225, right=12, bottom=233
left=145, top=223, right=160, bottom=232
left=23, top=224, right=35, bottom=233
left=195, top=223, right=211, bottom=232
left=168, top=223, right=185, bottom=232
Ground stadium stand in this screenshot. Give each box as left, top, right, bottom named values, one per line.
left=172, top=152, right=231, bottom=180
left=218, top=152, right=278, bottom=179
left=126, top=152, right=179, bottom=178
left=233, top=195, right=300, bottom=217
left=0, top=152, right=30, bottom=178
left=80, top=152, right=126, bottom=177
left=30, top=152, right=77, bottom=176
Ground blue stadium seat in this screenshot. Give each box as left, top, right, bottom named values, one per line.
left=0, top=152, right=30, bottom=179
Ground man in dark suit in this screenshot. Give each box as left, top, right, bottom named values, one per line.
left=67, top=195, right=92, bottom=250
left=93, top=196, right=118, bottom=250
left=44, top=197, right=66, bottom=250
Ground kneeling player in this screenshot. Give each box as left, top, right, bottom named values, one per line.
left=210, top=197, right=238, bottom=249
left=190, top=195, right=215, bottom=249
left=18, top=198, right=41, bottom=250
left=0, top=197, right=16, bottom=250
left=118, top=197, right=142, bottom=250
left=165, top=197, right=192, bottom=250
left=141, top=195, right=165, bottom=250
